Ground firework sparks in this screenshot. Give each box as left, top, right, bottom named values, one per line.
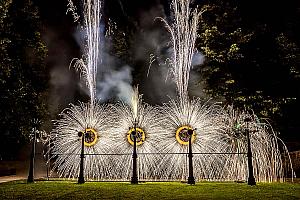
left=158, top=0, right=204, bottom=101
left=47, top=0, right=292, bottom=182
left=219, top=106, right=292, bottom=182
left=109, top=86, right=165, bottom=180
left=49, top=102, right=116, bottom=180
left=157, top=97, right=227, bottom=181
left=70, top=0, right=101, bottom=106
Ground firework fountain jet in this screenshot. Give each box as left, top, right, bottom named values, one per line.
left=49, top=103, right=115, bottom=180
left=156, top=0, right=292, bottom=182
left=155, top=0, right=226, bottom=180
left=160, top=0, right=203, bottom=101
left=157, top=98, right=227, bottom=181
left=220, top=106, right=292, bottom=182
left=110, top=86, right=164, bottom=180
left=70, top=0, right=101, bottom=106
left=48, top=0, right=293, bottom=182
left=48, top=0, right=113, bottom=180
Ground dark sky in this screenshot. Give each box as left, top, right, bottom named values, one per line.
left=33, top=0, right=176, bottom=113
left=34, top=0, right=300, bottom=102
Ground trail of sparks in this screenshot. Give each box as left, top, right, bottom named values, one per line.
left=49, top=0, right=105, bottom=180
left=155, top=0, right=291, bottom=182
left=49, top=102, right=116, bottom=180
left=157, top=97, right=227, bottom=181
left=159, top=0, right=204, bottom=101
left=219, top=106, right=292, bottom=182
left=70, top=0, right=101, bottom=106
left=48, top=0, right=292, bottom=182
left=109, top=87, right=165, bottom=180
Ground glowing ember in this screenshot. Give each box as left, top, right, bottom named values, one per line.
left=176, top=125, right=196, bottom=145
left=82, top=128, right=98, bottom=147
left=127, top=127, right=146, bottom=146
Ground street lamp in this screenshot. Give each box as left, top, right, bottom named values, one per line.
left=131, top=120, right=138, bottom=184
left=78, top=131, right=85, bottom=184
left=27, top=127, right=38, bottom=183
left=187, top=128, right=195, bottom=185
left=244, top=117, right=256, bottom=186
left=39, top=131, right=50, bottom=180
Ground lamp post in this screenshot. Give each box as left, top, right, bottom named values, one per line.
left=27, top=128, right=37, bottom=183
left=46, top=139, right=50, bottom=180
left=187, top=129, right=195, bottom=185
left=131, top=120, right=138, bottom=184
left=244, top=118, right=256, bottom=186
left=39, top=131, right=50, bottom=181
left=78, top=131, right=85, bottom=184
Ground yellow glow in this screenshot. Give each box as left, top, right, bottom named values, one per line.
left=127, top=127, right=145, bottom=146
left=83, top=128, right=98, bottom=147
left=175, top=125, right=196, bottom=145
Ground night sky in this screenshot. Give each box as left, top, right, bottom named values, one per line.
left=34, top=0, right=177, bottom=110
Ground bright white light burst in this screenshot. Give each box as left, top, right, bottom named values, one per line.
left=109, top=87, right=165, bottom=180
left=49, top=102, right=115, bottom=180
left=47, top=0, right=292, bottom=182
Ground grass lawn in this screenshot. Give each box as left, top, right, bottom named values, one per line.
left=0, top=180, right=299, bottom=200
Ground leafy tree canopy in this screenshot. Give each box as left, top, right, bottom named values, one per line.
left=0, top=0, right=48, bottom=159
left=196, top=0, right=300, bottom=143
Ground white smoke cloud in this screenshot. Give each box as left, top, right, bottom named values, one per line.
left=189, top=50, right=206, bottom=98
left=70, top=20, right=134, bottom=104
left=192, top=50, right=205, bottom=67
left=96, top=65, right=133, bottom=104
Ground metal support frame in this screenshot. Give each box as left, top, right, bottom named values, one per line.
left=27, top=130, right=37, bottom=183
left=187, top=129, right=195, bottom=184
left=78, top=131, right=85, bottom=184
left=131, top=120, right=138, bottom=184
left=48, top=124, right=256, bottom=184
left=245, top=118, right=256, bottom=186
left=46, top=139, right=50, bottom=181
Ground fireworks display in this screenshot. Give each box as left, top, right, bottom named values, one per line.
left=49, top=102, right=116, bottom=180
left=47, top=0, right=293, bottom=182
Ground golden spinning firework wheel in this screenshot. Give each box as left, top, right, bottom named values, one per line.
left=127, top=127, right=146, bottom=146
left=81, top=128, right=98, bottom=147
left=176, top=125, right=196, bottom=145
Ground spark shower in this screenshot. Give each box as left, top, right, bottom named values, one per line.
left=48, top=0, right=293, bottom=182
